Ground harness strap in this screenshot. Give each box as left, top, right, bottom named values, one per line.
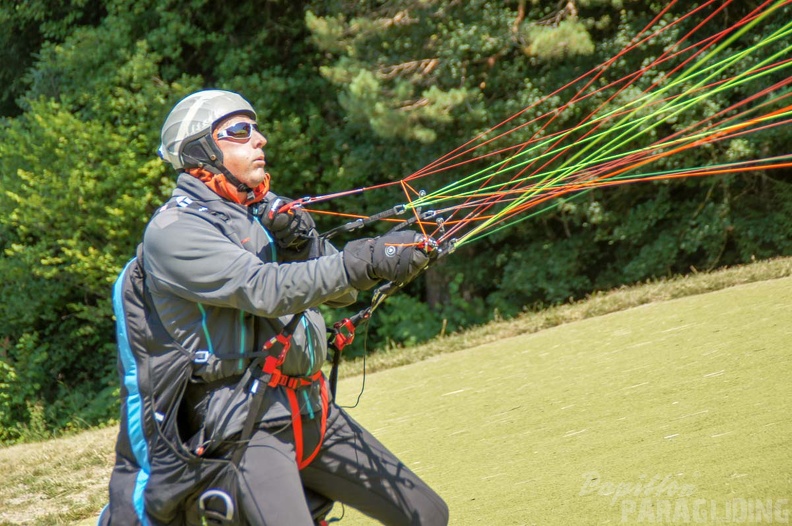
left=265, top=357, right=321, bottom=390
left=285, top=372, right=329, bottom=470
left=259, top=317, right=329, bottom=470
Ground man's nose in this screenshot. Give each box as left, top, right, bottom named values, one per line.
left=252, top=130, right=267, bottom=148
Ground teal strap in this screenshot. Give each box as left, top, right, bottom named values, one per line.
left=196, top=303, right=214, bottom=354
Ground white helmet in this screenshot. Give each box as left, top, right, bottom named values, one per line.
left=158, top=89, right=257, bottom=171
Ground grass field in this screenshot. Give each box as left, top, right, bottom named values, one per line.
left=1, top=261, right=790, bottom=525
left=332, top=277, right=792, bottom=525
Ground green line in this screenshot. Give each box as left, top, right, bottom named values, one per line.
left=549, top=21, right=792, bottom=188
left=672, top=0, right=789, bottom=84
left=456, top=153, right=792, bottom=247
left=412, top=28, right=792, bottom=213
left=415, top=15, right=792, bottom=242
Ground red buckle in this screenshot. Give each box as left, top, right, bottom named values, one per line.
left=263, top=356, right=320, bottom=389
left=262, top=355, right=278, bottom=374
left=263, top=356, right=283, bottom=387
left=284, top=376, right=307, bottom=389
left=332, top=318, right=356, bottom=350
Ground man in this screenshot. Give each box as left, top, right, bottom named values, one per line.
left=103, top=89, right=449, bottom=525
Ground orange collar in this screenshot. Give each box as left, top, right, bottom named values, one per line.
left=186, top=168, right=269, bottom=206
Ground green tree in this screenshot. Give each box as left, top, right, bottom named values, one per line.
left=0, top=0, right=348, bottom=441
left=0, top=0, right=106, bottom=116
left=0, top=0, right=789, bottom=440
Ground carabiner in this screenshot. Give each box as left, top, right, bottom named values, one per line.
left=198, top=489, right=235, bottom=525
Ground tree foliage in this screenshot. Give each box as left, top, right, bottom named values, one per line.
left=0, top=0, right=789, bottom=442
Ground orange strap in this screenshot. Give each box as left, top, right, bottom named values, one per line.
left=284, top=371, right=329, bottom=470
left=257, top=316, right=327, bottom=470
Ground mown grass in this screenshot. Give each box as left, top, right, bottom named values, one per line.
left=333, top=256, right=792, bottom=377
left=0, top=256, right=790, bottom=525
left=334, top=273, right=792, bottom=525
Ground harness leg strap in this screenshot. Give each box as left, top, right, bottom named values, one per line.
left=285, top=374, right=329, bottom=470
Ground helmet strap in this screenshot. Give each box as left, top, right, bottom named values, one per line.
left=181, top=135, right=255, bottom=197
left=186, top=167, right=268, bottom=206
left=218, top=165, right=256, bottom=202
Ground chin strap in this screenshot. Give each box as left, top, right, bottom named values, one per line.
left=183, top=133, right=270, bottom=206
left=195, top=136, right=255, bottom=191
left=218, top=166, right=257, bottom=203
left=181, top=134, right=266, bottom=203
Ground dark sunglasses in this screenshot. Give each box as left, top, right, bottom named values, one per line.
left=216, top=121, right=261, bottom=141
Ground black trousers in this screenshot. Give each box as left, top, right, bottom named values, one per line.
left=236, top=403, right=449, bottom=525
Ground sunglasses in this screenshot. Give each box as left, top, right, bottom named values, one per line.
left=216, top=121, right=261, bottom=141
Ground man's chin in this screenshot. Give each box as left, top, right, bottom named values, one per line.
left=247, top=170, right=268, bottom=188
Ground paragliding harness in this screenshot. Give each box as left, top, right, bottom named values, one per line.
left=106, top=195, right=443, bottom=525
left=104, top=197, right=333, bottom=526
left=192, top=313, right=331, bottom=526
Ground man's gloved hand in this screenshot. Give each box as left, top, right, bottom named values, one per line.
left=256, top=196, right=317, bottom=251
left=343, top=230, right=434, bottom=291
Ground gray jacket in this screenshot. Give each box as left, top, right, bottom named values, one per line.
left=142, top=174, right=357, bottom=434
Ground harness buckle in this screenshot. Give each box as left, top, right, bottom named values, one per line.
left=284, top=376, right=305, bottom=390
left=262, top=356, right=283, bottom=388
left=197, top=489, right=235, bottom=525
left=194, top=350, right=210, bottom=364
left=332, top=318, right=356, bottom=351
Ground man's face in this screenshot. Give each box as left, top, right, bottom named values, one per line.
left=213, top=114, right=268, bottom=188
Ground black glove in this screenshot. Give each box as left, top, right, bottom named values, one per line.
left=343, top=230, right=433, bottom=291
left=256, top=196, right=317, bottom=251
